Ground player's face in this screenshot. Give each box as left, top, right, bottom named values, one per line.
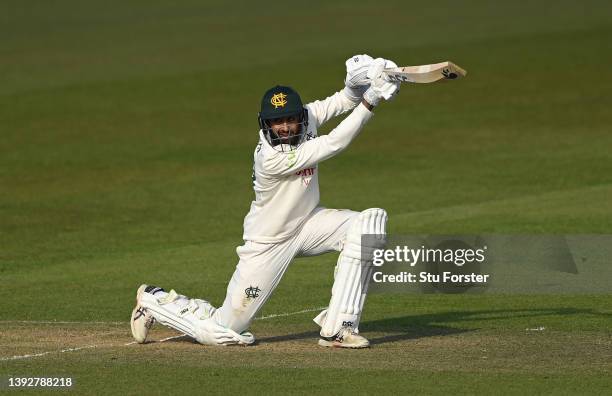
left=269, top=115, right=300, bottom=144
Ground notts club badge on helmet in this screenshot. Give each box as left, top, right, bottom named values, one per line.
left=259, top=85, right=304, bottom=120
left=258, top=85, right=309, bottom=151
left=271, top=92, right=288, bottom=108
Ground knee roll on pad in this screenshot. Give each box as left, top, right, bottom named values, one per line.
left=343, top=208, right=388, bottom=261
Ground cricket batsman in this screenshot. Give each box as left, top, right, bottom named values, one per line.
left=130, top=55, right=400, bottom=348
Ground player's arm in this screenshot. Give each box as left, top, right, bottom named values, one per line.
left=306, top=89, right=362, bottom=129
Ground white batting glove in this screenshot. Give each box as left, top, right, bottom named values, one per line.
left=363, top=58, right=400, bottom=106
left=382, top=59, right=399, bottom=76
left=381, top=58, right=400, bottom=101
left=343, top=54, right=373, bottom=102
left=345, top=54, right=374, bottom=89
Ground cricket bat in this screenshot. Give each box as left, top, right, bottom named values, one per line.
left=383, top=61, right=467, bottom=84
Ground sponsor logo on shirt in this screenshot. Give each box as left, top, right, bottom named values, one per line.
left=296, top=167, right=316, bottom=186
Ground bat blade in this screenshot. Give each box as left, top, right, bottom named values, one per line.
left=383, top=61, right=467, bottom=84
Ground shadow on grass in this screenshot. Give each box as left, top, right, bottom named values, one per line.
left=257, top=307, right=610, bottom=346
left=155, top=307, right=610, bottom=346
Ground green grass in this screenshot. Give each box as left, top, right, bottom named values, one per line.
left=1, top=1, right=611, bottom=394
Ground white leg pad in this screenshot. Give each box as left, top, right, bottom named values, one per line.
left=139, top=289, right=254, bottom=345
left=316, top=208, right=387, bottom=336
left=139, top=290, right=212, bottom=339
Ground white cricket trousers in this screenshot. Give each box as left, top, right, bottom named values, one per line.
left=212, top=207, right=358, bottom=333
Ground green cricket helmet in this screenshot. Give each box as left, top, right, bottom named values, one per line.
left=258, top=85, right=309, bottom=150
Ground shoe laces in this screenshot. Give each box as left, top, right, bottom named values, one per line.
left=336, top=327, right=357, bottom=342
left=144, top=315, right=155, bottom=329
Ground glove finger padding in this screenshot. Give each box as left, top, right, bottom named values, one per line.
left=366, top=58, right=386, bottom=80
left=384, top=59, right=398, bottom=70
left=381, top=79, right=400, bottom=100
left=363, top=76, right=400, bottom=106
left=346, top=54, right=374, bottom=73
left=382, top=59, right=400, bottom=99
left=345, top=54, right=374, bottom=88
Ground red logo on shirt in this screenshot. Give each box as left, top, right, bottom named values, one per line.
left=296, top=167, right=316, bottom=186
left=296, top=168, right=315, bottom=177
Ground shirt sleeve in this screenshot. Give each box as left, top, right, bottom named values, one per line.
left=261, top=103, right=373, bottom=177
left=306, top=87, right=362, bottom=128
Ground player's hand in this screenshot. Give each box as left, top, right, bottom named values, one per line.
left=363, top=58, right=400, bottom=106
left=346, top=55, right=399, bottom=88
left=345, top=54, right=374, bottom=89
left=381, top=59, right=399, bottom=78
left=379, top=58, right=400, bottom=100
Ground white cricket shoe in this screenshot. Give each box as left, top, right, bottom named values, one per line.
left=130, top=284, right=157, bottom=343
left=318, top=328, right=370, bottom=349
